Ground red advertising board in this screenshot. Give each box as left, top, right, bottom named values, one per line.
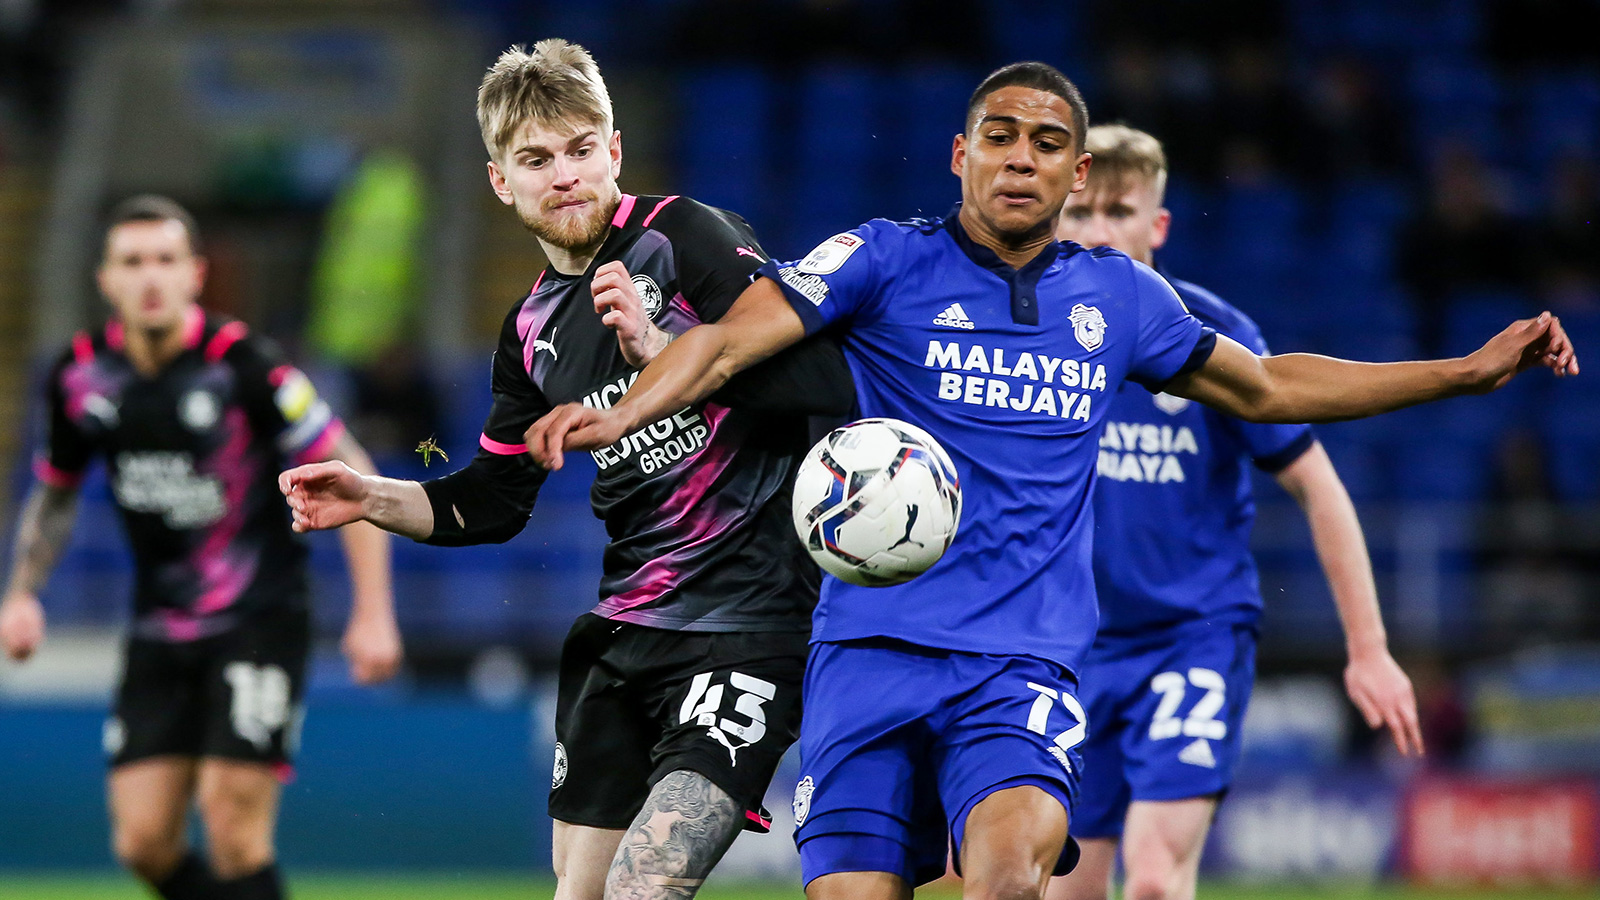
left=1401, top=776, right=1600, bottom=887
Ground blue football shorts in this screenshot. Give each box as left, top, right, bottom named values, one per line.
left=1071, top=622, right=1256, bottom=840
left=793, top=638, right=1085, bottom=888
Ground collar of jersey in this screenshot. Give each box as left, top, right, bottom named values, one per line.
left=941, top=203, right=1061, bottom=326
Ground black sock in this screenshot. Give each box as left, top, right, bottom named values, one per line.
left=153, top=851, right=219, bottom=900
left=216, top=863, right=285, bottom=900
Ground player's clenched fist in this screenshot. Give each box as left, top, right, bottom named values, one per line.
left=0, top=592, right=45, bottom=662
left=279, top=460, right=370, bottom=532
left=525, top=403, right=628, bottom=471
left=592, top=260, right=674, bottom=368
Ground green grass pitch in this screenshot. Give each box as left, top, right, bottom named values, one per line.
left=0, top=875, right=1589, bottom=899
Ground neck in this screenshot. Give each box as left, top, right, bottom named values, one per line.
left=540, top=234, right=608, bottom=276
left=958, top=205, right=1055, bottom=269
left=124, top=320, right=188, bottom=376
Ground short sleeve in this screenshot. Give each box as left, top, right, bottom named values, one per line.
left=1126, top=260, right=1216, bottom=390
left=757, top=223, right=888, bottom=336
left=648, top=198, right=768, bottom=324
left=1215, top=317, right=1314, bottom=471
left=228, top=335, right=345, bottom=465
left=33, top=350, right=94, bottom=489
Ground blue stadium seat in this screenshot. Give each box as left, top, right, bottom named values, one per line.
left=889, top=64, right=976, bottom=219
left=1519, top=73, right=1600, bottom=169
left=679, top=67, right=774, bottom=226
left=1407, top=59, right=1504, bottom=161
left=792, top=64, right=881, bottom=243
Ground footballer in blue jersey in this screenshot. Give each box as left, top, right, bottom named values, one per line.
left=529, top=63, right=1579, bottom=900
left=1047, top=125, right=1423, bottom=900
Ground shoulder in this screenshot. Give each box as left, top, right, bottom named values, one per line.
left=635, top=195, right=749, bottom=239
left=1161, top=275, right=1266, bottom=350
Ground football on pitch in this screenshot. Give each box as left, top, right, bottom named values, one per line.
left=791, top=417, right=962, bottom=587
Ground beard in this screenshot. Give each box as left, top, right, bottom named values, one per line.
left=516, top=187, right=621, bottom=251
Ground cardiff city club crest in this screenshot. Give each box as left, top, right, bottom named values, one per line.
left=1069, top=303, right=1107, bottom=351
left=632, top=274, right=664, bottom=321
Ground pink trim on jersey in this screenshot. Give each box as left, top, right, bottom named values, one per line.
left=293, top=418, right=345, bottom=465
left=32, top=455, right=84, bottom=489
left=181, top=305, right=205, bottom=349
left=268, top=364, right=294, bottom=387
left=612, top=193, right=638, bottom=228
left=479, top=433, right=526, bottom=455
left=192, top=408, right=260, bottom=616
left=641, top=195, right=680, bottom=228
left=159, top=608, right=203, bottom=642
left=746, top=809, right=771, bottom=829
left=272, top=762, right=297, bottom=785
left=72, top=331, right=94, bottom=365
left=204, top=320, right=249, bottom=363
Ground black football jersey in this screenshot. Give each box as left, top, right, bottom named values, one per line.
left=446, top=194, right=845, bottom=633
left=35, top=308, right=343, bottom=642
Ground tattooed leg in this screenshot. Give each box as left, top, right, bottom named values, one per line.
left=604, top=769, right=744, bottom=900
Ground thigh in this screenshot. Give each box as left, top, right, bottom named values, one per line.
left=794, top=641, right=947, bottom=889
left=200, top=611, right=311, bottom=775
left=1045, top=837, right=1118, bottom=900
left=636, top=626, right=809, bottom=833
left=551, top=821, right=624, bottom=900
left=549, top=615, right=656, bottom=830
left=1120, top=627, right=1255, bottom=805
left=108, top=756, right=198, bottom=844
left=936, top=653, right=1084, bottom=878
left=195, top=758, right=283, bottom=831
left=1120, top=797, right=1216, bottom=877
left=109, top=638, right=206, bottom=767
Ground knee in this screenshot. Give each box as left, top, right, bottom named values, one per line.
left=197, top=789, right=273, bottom=877
left=1122, top=868, right=1181, bottom=900
left=112, top=825, right=183, bottom=882
left=963, top=875, right=1047, bottom=900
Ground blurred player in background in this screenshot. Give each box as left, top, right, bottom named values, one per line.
left=524, top=60, right=1577, bottom=900
left=279, top=41, right=853, bottom=900
left=0, top=195, right=401, bottom=900
left=1046, top=124, right=1422, bottom=900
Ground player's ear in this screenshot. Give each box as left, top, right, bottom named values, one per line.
left=950, top=133, right=966, bottom=178
left=189, top=255, right=209, bottom=296
left=1071, top=152, right=1093, bottom=194
left=609, top=129, right=622, bottom=180
left=1150, top=208, right=1172, bottom=251
left=486, top=160, right=514, bottom=206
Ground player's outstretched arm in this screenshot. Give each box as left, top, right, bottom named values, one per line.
left=527, top=277, right=808, bottom=470
left=279, top=461, right=434, bottom=541
left=317, top=430, right=404, bottom=685
left=0, top=483, right=81, bottom=662
left=1170, top=312, right=1579, bottom=423
left=1275, top=443, right=1423, bottom=756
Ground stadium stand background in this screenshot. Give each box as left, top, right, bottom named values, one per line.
left=1, top=0, right=1598, bottom=889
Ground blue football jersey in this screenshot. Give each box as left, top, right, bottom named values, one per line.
left=1091, top=273, right=1314, bottom=638
left=760, top=210, right=1214, bottom=672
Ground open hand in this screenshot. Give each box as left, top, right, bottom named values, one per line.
left=525, top=403, right=629, bottom=471
left=593, top=261, right=673, bottom=368
left=1464, top=312, right=1579, bottom=393
left=0, top=592, right=44, bottom=662
left=279, top=460, right=370, bottom=532
left=1345, top=648, right=1424, bottom=757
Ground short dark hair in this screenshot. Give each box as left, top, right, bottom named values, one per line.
left=104, top=194, right=202, bottom=257
left=966, top=61, right=1089, bottom=152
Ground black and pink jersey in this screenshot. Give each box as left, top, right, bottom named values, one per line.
left=35, top=307, right=344, bottom=642
left=423, top=194, right=853, bottom=633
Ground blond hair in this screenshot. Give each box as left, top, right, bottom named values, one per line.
left=477, top=39, right=613, bottom=159
left=1084, top=124, right=1168, bottom=203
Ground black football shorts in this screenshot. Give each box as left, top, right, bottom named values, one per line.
left=107, top=607, right=310, bottom=776
left=549, top=613, right=808, bottom=833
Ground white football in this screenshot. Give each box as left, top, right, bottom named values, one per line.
left=791, top=417, right=962, bottom=587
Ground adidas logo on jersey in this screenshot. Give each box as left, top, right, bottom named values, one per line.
left=1178, top=737, right=1217, bottom=768
left=934, top=303, right=975, bottom=329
